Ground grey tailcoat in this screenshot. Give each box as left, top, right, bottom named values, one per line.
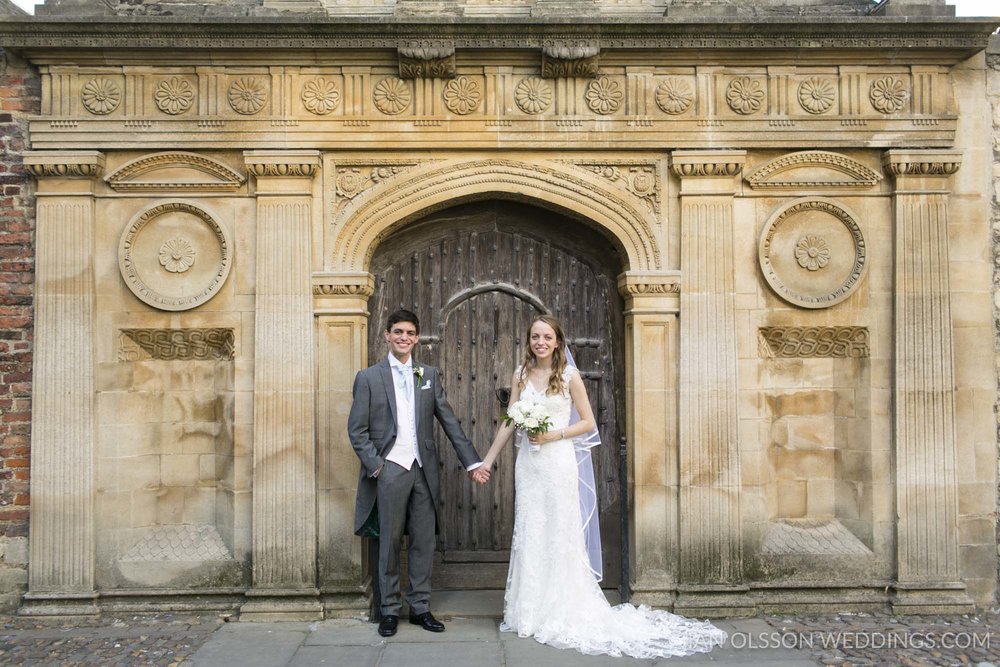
left=348, top=358, right=481, bottom=536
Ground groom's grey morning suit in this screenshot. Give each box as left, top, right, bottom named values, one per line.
left=349, top=355, right=481, bottom=616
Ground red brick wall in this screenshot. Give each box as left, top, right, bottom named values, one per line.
left=0, top=47, right=39, bottom=607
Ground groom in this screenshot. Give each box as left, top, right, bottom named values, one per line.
left=349, top=309, right=490, bottom=637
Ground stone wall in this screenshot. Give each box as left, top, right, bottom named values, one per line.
left=0, top=47, right=39, bottom=610
left=988, top=34, right=1000, bottom=603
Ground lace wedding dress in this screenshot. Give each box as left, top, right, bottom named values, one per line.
left=500, top=368, right=728, bottom=659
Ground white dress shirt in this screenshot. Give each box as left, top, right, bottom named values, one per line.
left=386, top=355, right=421, bottom=470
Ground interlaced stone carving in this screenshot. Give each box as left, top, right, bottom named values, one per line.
left=228, top=77, right=267, bottom=115
left=726, top=77, right=765, bottom=115
left=154, top=77, right=195, bottom=115
left=761, top=520, right=872, bottom=556
left=81, top=77, right=121, bottom=115
left=301, top=78, right=341, bottom=115
left=797, top=77, right=835, bottom=114
left=758, top=326, right=869, bottom=359
left=655, top=77, right=694, bottom=115
left=119, top=328, right=236, bottom=362
left=869, top=76, right=909, bottom=114
left=585, top=77, right=623, bottom=115
left=120, top=525, right=232, bottom=562
left=515, top=77, right=552, bottom=114
left=373, top=76, right=412, bottom=115
left=443, top=76, right=481, bottom=115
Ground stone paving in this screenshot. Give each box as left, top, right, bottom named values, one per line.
left=0, top=608, right=995, bottom=666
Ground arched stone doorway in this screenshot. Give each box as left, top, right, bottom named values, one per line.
left=366, top=200, right=626, bottom=589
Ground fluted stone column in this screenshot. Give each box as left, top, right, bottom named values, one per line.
left=242, top=150, right=323, bottom=620
left=21, top=151, right=104, bottom=616
left=672, top=150, right=750, bottom=616
left=617, top=272, right=680, bottom=608
left=884, top=150, right=973, bottom=614
left=314, top=272, right=374, bottom=614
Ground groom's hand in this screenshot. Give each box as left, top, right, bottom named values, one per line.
left=469, top=466, right=490, bottom=485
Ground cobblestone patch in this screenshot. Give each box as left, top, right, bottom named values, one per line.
left=762, top=611, right=1000, bottom=666
left=0, top=613, right=223, bottom=666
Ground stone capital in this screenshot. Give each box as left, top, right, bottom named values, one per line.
left=313, top=272, right=376, bottom=316
left=882, top=150, right=962, bottom=178
left=541, top=42, right=600, bottom=78
left=617, top=271, right=681, bottom=315
left=24, top=151, right=105, bottom=195
left=670, top=151, right=746, bottom=179
left=398, top=41, right=456, bottom=78
left=244, top=150, right=321, bottom=179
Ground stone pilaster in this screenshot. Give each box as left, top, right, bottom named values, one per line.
left=617, top=272, right=680, bottom=608
left=313, top=272, right=374, bottom=615
left=242, top=150, right=323, bottom=620
left=883, top=150, right=973, bottom=614
left=671, top=150, right=751, bottom=616
left=21, top=151, right=104, bottom=616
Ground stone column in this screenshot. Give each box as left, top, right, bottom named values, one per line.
left=671, top=150, right=751, bottom=616
left=313, top=272, right=374, bottom=615
left=883, top=150, right=973, bottom=614
left=617, top=272, right=680, bottom=608
left=242, top=150, right=323, bottom=620
left=21, top=151, right=104, bottom=616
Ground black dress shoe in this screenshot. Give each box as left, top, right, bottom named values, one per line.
left=378, top=614, right=398, bottom=637
left=409, top=611, right=445, bottom=632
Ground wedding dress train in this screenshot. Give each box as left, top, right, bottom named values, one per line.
left=500, top=369, right=727, bottom=659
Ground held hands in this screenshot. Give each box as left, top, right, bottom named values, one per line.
left=469, top=465, right=491, bottom=485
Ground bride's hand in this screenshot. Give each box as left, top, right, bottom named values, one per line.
left=528, top=430, right=558, bottom=445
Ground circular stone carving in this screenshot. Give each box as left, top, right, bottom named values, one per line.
left=228, top=77, right=267, bottom=115
left=515, top=77, right=551, bottom=114
left=726, top=77, right=765, bottom=115
left=797, top=77, right=835, bottom=114
left=154, top=77, right=195, bottom=115
left=81, top=78, right=121, bottom=115
left=758, top=198, right=867, bottom=309
left=119, top=201, right=233, bottom=311
left=655, top=77, right=693, bottom=115
left=373, top=77, right=412, bottom=115
left=585, top=77, right=624, bottom=115
left=443, top=76, right=482, bottom=115
left=301, top=78, right=341, bottom=115
left=869, top=76, right=908, bottom=114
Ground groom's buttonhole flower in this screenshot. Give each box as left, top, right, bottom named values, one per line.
left=413, top=366, right=424, bottom=379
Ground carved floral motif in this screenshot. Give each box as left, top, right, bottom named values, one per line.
left=578, top=162, right=659, bottom=213
left=797, top=77, right=835, bottom=115
left=81, top=78, right=121, bottom=115
left=154, top=78, right=195, bottom=115
left=726, top=77, right=765, bottom=115
left=515, top=77, right=552, bottom=115
left=228, top=77, right=267, bottom=115
left=443, top=76, right=481, bottom=115
left=158, top=237, right=196, bottom=273
left=301, top=78, right=341, bottom=115
left=869, top=76, right=909, bottom=114
left=794, top=235, right=830, bottom=271
left=655, top=78, right=693, bottom=115
left=336, top=164, right=411, bottom=201
left=399, top=55, right=456, bottom=79
left=373, top=76, right=412, bottom=115
left=585, top=77, right=624, bottom=115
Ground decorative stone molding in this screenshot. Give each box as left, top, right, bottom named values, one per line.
left=515, top=77, right=552, bottom=114
left=745, top=151, right=882, bottom=190
left=245, top=150, right=320, bottom=179
left=585, top=77, right=624, bottom=115
left=121, top=525, right=231, bottom=562
left=373, top=76, right=412, bottom=115
left=882, top=151, right=962, bottom=176
left=670, top=154, right=744, bottom=178
left=118, top=328, right=236, bottom=362
left=570, top=160, right=659, bottom=213
left=312, top=272, right=376, bottom=297
left=228, top=76, right=268, bottom=115
left=400, top=54, right=456, bottom=78
left=443, top=76, right=482, bottom=115
left=81, top=77, right=121, bottom=115
left=758, top=326, right=870, bottom=359
left=105, top=152, right=245, bottom=192
left=541, top=52, right=600, bottom=78
left=118, top=201, right=233, bottom=312
left=758, top=197, right=868, bottom=309
left=24, top=151, right=105, bottom=179
left=726, top=77, right=765, bottom=115
left=870, top=75, right=909, bottom=114
left=301, top=78, right=342, bottom=115
left=332, top=160, right=420, bottom=204
left=616, top=271, right=680, bottom=297
left=154, top=77, right=195, bottom=115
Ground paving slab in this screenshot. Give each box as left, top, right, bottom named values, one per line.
left=381, top=641, right=504, bottom=667
left=287, top=644, right=380, bottom=667
left=302, top=618, right=384, bottom=646
left=186, top=624, right=308, bottom=667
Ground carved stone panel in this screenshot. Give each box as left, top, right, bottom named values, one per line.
left=758, top=326, right=870, bottom=358
left=758, top=198, right=868, bottom=309
left=118, top=201, right=233, bottom=311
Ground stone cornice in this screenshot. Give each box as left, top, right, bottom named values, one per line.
left=245, top=150, right=321, bottom=178
left=23, top=150, right=105, bottom=178
left=0, top=18, right=996, bottom=62
left=882, top=149, right=962, bottom=177
left=671, top=151, right=746, bottom=178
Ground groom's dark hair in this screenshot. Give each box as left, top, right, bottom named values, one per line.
left=386, top=309, right=420, bottom=335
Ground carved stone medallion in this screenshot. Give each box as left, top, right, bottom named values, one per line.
left=301, top=78, right=341, bottom=115
left=585, top=77, right=623, bottom=115
left=869, top=76, right=909, bottom=114
left=81, top=77, right=121, bottom=115
left=443, top=76, right=481, bottom=115
left=758, top=197, right=867, bottom=309
left=515, top=77, right=552, bottom=114
left=373, top=76, right=412, bottom=115
left=227, top=77, right=267, bottom=115
left=119, top=201, right=233, bottom=311
left=655, top=77, right=693, bottom=115
left=154, top=78, right=195, bottom=115
left=726, top=77, right=765, bottom=115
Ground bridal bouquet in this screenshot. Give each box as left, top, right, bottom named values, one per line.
left=503, top=399, right=553, bottom=452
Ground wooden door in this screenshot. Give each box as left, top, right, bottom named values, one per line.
left=368, top=200, right=625, bottom=588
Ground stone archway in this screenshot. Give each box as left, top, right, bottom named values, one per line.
left=314, top=155, right=680, bottom=611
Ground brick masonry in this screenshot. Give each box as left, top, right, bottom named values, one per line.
left=0, top=47, right=39, bottom=610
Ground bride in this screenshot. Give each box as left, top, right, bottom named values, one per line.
left=479, top=315, right=728, bottom=659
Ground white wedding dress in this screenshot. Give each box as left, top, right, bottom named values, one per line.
left=500, top=368, right=728, bottom=659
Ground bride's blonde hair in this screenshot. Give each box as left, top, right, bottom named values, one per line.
left=517, top=314, right=568, bottom=396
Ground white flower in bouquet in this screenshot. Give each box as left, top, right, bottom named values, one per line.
left=503, top=399, right=553, bottom=437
